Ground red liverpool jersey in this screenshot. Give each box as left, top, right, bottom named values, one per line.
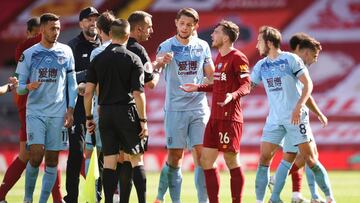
left=14, top=34, right=41, bottom=111
left=199, top=49, right=250, bottom=122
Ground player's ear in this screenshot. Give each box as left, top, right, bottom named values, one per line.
left=195, top=23, right=199, bottom=30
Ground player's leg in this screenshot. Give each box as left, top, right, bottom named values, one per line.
left=162, top=111, right=188, bottom=203
left=24, top=115, right=47, bottom=202
left=201, top=147, right=219, bottom=203
left=41, top=117, right=68, bottom=203
left=255, top=124, right=283, bottom=203
left=291, top=123, right=335, bottom=202
left=188, top=109, right=210, bottom=203
left=154, top=160, right=170, bottom=203
left=270, top=150, right=296, bottom=202
left=224, top=152, right=244, bottom=203
left=129, top=153, right=146, bottom=203
left=290, top=154, right=309, bottom=203
left=304, top=141, right=325, bottom=202
left=0, top=108, right=28, bottom=201
left=221, top=121, right=245, bottom=203
left=39, top=150, right=59, bottom=203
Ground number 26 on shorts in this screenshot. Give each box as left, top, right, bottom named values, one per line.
left=219, top=132, right=230, bottom=144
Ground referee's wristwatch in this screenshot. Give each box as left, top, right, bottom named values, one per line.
left=139, top=118, right=148, bottom=123
left=86, top=115, right=94, bottom=120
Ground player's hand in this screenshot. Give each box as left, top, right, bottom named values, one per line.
left=318, top=113, right=328, bottom=127
left=291, top=104, right=303, bottom=125
left=138, top=121, right=148, bottom=139
left=180, top=83, right=198, bottom=92
left=8, top=76, right=19, bottom=89
left=77, top=82, right=86, bottom=96
left=26, top=81, right=41, bottom=91
left=86, top=119, right=96, bottom=134
left=64, top=108, right=74, bottom=128
left=217, top=93, right=233, bottom=107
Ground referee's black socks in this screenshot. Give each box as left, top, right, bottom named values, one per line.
left=119, top=161, right=133, bottom=203
left=133, top=165, right=147, bottom=203
left=103, top=168, right=117, bottom=203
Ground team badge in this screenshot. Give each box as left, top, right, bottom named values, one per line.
left=279, top=64, right=285, bottom=71
left=239, top=64, right=249, bottom=72
left=57, top=56, right=66, bottom=65
left=217, top=63, right=222, bottom=70
left=44, top=56, right=52, bottom=64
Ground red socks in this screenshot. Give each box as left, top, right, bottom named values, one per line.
left=0, top=157, right=26, bottom=200
left=289, top=164, right=303, bottom=192
left=51, top=168, right=63, bottom=203
left=230, top=167, right=245, bottom=203
left=204, top=168, right=220, bottom=203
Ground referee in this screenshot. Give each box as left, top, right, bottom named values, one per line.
left=84, top=18, right=148, bottom=203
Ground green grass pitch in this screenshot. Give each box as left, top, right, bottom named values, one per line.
left=2, top=171, right=360, bottom=202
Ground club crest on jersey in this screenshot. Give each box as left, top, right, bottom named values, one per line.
left=217, top=63, right=222, bottom=70
left=239, top=64, right=249, bottom=72
left=279, top=64, right=285, bottom=71
left=19, top=54, right=25, bottom=62
left=57, top=56, right=66, bottom=65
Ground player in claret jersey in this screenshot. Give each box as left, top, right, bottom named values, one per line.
left=181, top=20, right=251, bottom=203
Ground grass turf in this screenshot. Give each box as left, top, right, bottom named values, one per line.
left=2, top=170, right=360, bottom=202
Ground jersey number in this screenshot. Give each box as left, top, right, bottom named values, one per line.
left=299, top=124, right=307, bottom=134
left=219, top=132, right=230, bottom=144
left=62, top=128, right=69, bottom=143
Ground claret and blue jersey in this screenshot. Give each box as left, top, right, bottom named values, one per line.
left=251, top=51, right=310, bottom=124
left=157, top=36, right=212, bottom=111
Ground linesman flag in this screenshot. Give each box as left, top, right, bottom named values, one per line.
left=83, top=147, right=99, bottom=203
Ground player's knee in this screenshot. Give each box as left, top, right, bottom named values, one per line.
left=259, top=153, right=273, bottom=165
left=224, top=153, right=239, bottom=169
left=29, top=156, right=43, bottom=167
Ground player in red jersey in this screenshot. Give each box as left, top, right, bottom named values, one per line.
left=0, top=17, right=63, bottom=203
left=181, top=20, right=251, bottom=203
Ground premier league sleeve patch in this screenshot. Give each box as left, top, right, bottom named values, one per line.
left=19, top=54, right=25, bottom=62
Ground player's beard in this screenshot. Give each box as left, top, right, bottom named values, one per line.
left=85, top=26, right=98, bottom=38
left=261, top=45, right=270, bottom=57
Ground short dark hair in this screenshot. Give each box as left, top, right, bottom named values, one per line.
left=128, top=11, right=152, bottom=31
left=27, top=17, right=40, bottom=32
left=40, top=13, right=59, bottom=25
left=97, top=11, right=115, bottom=36
left=217, top=20, right=239, bottom=43
left=298, top=37, right=322, bottom=52
left=110, top=18, right=130, bottom=39
left=176, top=8, right=199, bottom=23
left=289, top=32, right=310, bottom=51
left=259, top=26, right=282, bottom=48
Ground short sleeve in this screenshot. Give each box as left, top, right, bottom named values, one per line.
left=131, top=55, right=145, bottom=93
left=250, top=60, right=263, bottom=85
left=291, top=54, right=307, bottom=78
left=15, top=51, right=30, bottom=77
left=86, top=57, right=98, bottom=84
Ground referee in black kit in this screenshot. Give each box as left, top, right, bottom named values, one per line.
left=84, top=18, right=148, bottom=203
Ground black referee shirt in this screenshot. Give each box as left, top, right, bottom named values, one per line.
left=87, top=43, right=144, bottom=105
left=127, top=37, right=154, bottom=83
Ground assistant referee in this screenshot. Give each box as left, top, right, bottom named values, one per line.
left=84, top=18, right=148, bottom=203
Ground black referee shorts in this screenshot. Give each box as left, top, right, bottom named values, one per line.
left=99, top=104, right=147, bottom=156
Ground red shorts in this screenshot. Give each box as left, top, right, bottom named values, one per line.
left=203, top=119, right=243, bottom=152
left=18, top=108, right=27, bottom=141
